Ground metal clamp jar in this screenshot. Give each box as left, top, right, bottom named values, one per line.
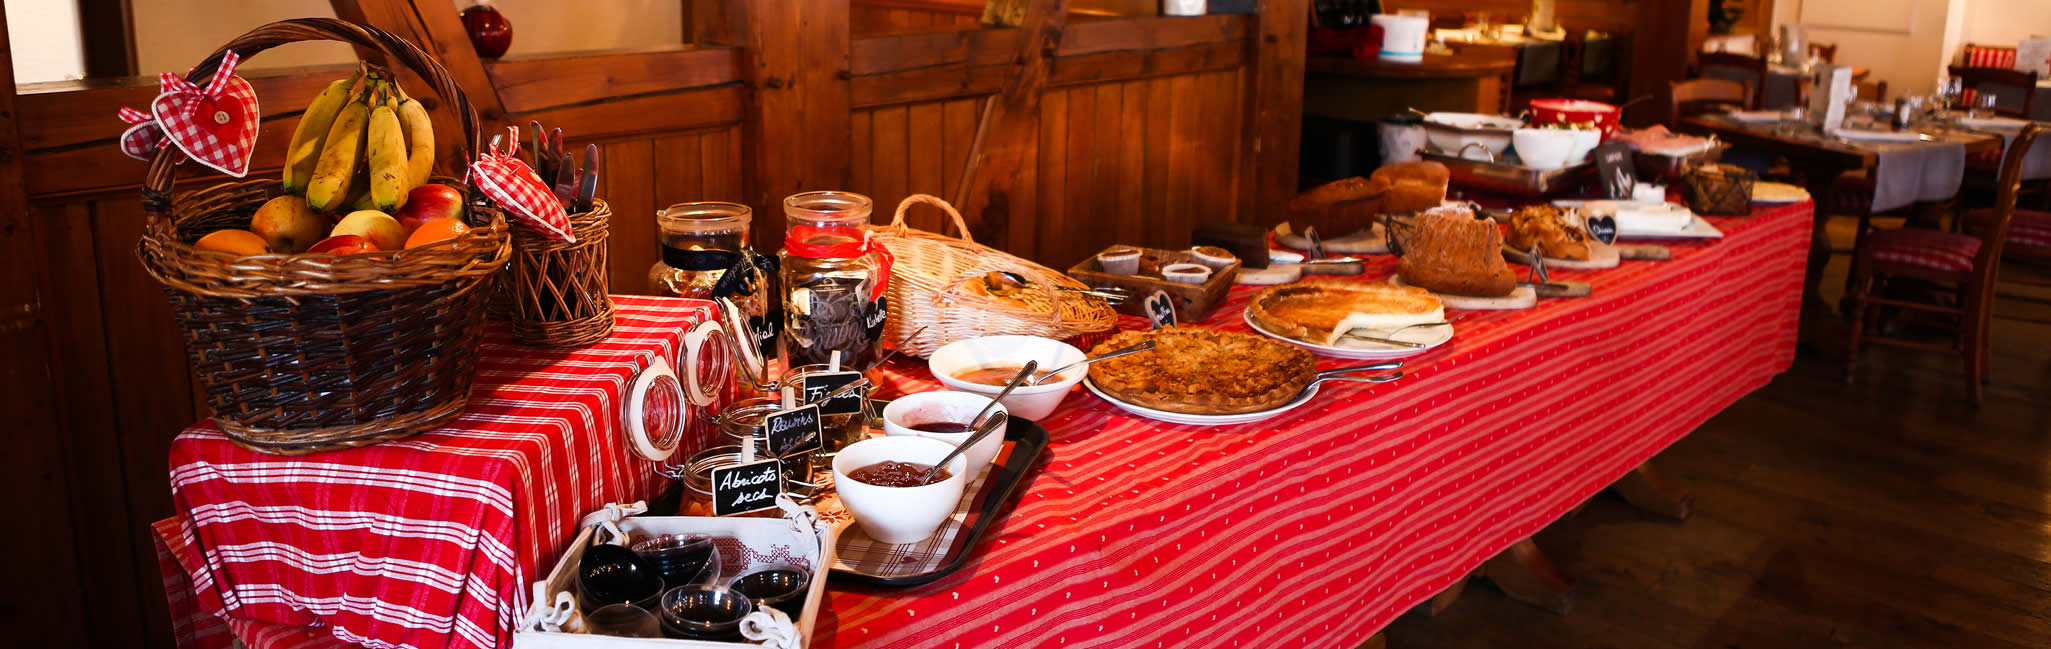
left=716, top=397, right=826, bottom=497
left=780, top=363, right=871, bottom=456
left=680, top=446, right=809, bottom=517
left=651, top=202, right=777, bottom=358
left=778, top=191, right=890, bottom=370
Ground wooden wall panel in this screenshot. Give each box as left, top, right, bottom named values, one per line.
left=851, top=1, right=980, bottom=35
left=597, top=126, right=748, bottom=295
left=848, top=68, right=1245, bottom=270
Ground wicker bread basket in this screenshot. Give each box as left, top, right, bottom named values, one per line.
left=870, top=194, right=1116, bottom=357
left=507, top=200, right=615, bottom=347
left=134, top=18, right=510, bottom=455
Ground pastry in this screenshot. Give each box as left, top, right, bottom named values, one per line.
left=1247, top=279, right=1445, bottom=346
left=1506, top=204, right=1591, bottom=261
left=1190, top=246, right=1237, bottom=270
left=1372, top=161, right=1451, bottom=214
left=1287, top=177, right=1389, bottom=234
left=1088, top=328, right=1315, bottom=414
left=1397, top=206, right=1517, bottom=297
left=1097, top=247, right=1141, bottom=275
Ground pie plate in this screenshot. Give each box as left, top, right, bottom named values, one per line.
left=1241, top=310, right=1453, bottom=360
left=1085, top=378, right=1321, bottom=426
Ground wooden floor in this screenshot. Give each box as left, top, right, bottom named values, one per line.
left=1383, top=218, right=2051, bottom=649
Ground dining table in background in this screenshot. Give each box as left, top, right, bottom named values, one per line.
left=1679, top=114, right=2001, bottom=339
left=1702, top=63, right=1872, bottom=110
left=155, top=200, right=1814, bottom=649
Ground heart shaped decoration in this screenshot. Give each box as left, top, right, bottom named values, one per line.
left=118, top=119, right=168, bottom=161
left=149, top=52, right=260, bottom=177
left=473, top=126, right=573, bottom=242
left=1585, top=214, right=1619, bottom=245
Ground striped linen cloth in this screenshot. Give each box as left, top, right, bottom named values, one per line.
left=159, top=200, right=1811, bottom=649
left=155, top=296, right=714, bottom=649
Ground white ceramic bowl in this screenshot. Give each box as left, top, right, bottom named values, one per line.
left=1422, top=112, right=1522, bottom=158
left=928, top=335, right=1086, bottom=421
left=1565, top=128, right=1601, bottom=164
left=1512, top=128, right=1578, bottom=170
left=882, top=391, right=1007, bottom=479
left=831, top=436, right=969, bottom=544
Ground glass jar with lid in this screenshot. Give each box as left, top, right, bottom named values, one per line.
left=777, top=191, right=891, bottom=370
left=679, top=446, right=805, bottom=518
left=716, top=396, right=826, bottom=498
left=650, top=202, right=777, bottom=358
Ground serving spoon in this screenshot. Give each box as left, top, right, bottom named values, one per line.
left=965, top=360, right=1036, bottom=431
left=918, top=411, right=1009, bottom=485
left=1032, top=340, right=1156, bottom=385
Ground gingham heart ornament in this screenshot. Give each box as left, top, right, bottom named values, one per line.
left=119, top=52, right=260, bottom=177
left=471, top=126, right=573, bottom=242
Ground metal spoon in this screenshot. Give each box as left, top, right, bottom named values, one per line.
left=1033, top=340, right=1156, bottom=385
left=865, top=325, right=930, bottom=372
left=918, top=411, right=1008, bottom=485
left=965, top=360, right=1036, bottom=431
left=983, top=271, right=1132, bottom=304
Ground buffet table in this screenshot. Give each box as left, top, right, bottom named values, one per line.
left=155, top=201, right=1810, bottom=649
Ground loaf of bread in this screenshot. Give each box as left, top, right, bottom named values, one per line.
left=1287, top=177, right=1389, bottom=235
left=1372, top=161, right=1451, bottom=215
left=1505, top=205, right=1591, bottom=260
left=1398, top=206, right=1517, bottom=297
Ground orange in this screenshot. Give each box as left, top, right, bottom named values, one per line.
left=403, top=218, right=470, bottom=249
left=193, top=229, right=270, bottom=256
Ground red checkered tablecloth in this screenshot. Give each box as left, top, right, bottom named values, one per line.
left=157, top=201, right=1811, bottom=649
left=153, top=296, right=718, bottom=649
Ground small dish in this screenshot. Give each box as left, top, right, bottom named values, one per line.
left=1096, top=247, right=1141, bottom=275
left=882, top=391, right=1008, bottom=479
left=928, top=335, right=1086, bottom=420
left=1512, top=128, right=1578, bottom=170
left=1161, top=263, right=1212, bottom=285
left=832, top=436, right=970, bottom=544
left=1190, top=246, right=1237, bottom=270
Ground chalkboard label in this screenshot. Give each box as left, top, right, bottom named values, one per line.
left=711, top=458, right=783, bottom=516
left=1143, top=290, right=1178, bottom=329
left=801, top=371, right=867, bottom=416
left=1594, top=141, right=1637, bottom=200
left=1584, top=213, right=1619, bottom=245
left=765, top=404, right=822, bottom=456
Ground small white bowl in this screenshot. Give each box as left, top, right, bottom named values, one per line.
left=928, top=335, right=1086, bottom=421
left=1512, top=128, right=1578, bottom=170
left=1161, top=263, right=1212, bottom=285
left=832, top=436, right=969, bottom=544
left=882, top=391, right=1007, bottom=479
left=1096, top=247, right=1142, bottom=275
left=1565, top=128, right=1601, bottom=163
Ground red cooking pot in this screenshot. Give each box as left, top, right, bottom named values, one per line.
left=1529, top=99, right=1621, bottom=139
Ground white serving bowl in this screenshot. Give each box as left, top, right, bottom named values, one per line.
left=882, top=391, right=1007, bottom=479
left=1421, top=112, right=1522, bottom=158
left=1565, top=128, right=1601, bottom=164
left=928, top=335, right=1086, bottom=421
left=1512, top=128, right=1578, bottom=170
left=831, top=436, right=969, bottom=544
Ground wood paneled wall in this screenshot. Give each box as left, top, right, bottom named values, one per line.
left=852, top=0, right=981, bottom=35
left=2, top=1, right=1300, bottom=646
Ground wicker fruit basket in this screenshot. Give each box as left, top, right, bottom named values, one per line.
left=506, top=200, right=615, bottom=347
left=134, top=18, right=510, bottom=455
left=870, top=194, right=1116, bottom=358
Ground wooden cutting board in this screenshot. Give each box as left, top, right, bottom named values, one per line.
left=1391, top=274, right=1539, bottom=310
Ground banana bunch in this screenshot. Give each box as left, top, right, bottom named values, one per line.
left=287, top=66, right=437, bottom=215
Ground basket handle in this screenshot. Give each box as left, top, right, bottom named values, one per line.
left=141, top=18, right=481, bottom=222
left=889, top=194, right=976, bottom=245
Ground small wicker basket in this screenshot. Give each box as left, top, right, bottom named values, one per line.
left=134, top=18, right=509, bottom=455
left=1681, top=163, right=1757, bottom=216
left=870, top=194, right=1116, bottom=357
left=507, top=200, right=615, bottom=347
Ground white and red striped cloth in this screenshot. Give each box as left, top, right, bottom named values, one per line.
left=158, top=201, right=1812, bottom=649
left=1965, top=44, right=2020, bottom=70
left=155, top=296, right=717, bottom=649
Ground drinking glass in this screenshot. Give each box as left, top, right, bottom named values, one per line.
left=1973, top=93, right=1999, bottom=119
left=584, top=603, right=663, bottom=638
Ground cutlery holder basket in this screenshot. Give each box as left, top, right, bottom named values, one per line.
left=507, top=199, right=615, bottom=347
left=1680, top=163, right=1756, bottom=215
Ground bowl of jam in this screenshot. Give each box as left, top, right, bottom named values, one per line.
left=927, top=335, right=1086, bottom=421
left=881, top=390, right=1007, bottom=479
left=830, top=436, right=969, bottom=544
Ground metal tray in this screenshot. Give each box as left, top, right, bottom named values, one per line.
left=1420, top=148, right=1596, bottom=197
left=826, top=410, right=1048, bottom=587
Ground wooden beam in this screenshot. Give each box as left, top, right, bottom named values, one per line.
left=726, top=0, right=854, bottom=247
left=511, top=85, right=746, bottom=142
left=486, top=45, right=742, bottom=114
left=18, top=63, right=360, bottom=153
left=953, top=0, right=1072, bottom=247
left=1239, top=0, right=1309, bottom=223
left=331, top=0, right=510, bottom=165
left=77, top=0, right=137, bottom=77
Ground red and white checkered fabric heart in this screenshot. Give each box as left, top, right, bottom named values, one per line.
left=117, top=106, right=171, bottom=162
left=146, top=52, right=260, bottom=177
left=471, top=126, right=573, bottom=242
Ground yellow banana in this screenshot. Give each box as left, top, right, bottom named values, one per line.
left=397, top=96, right=435, bottom=189
left=366, top=85, right=410, bottom=211
left=282, top=70, right=361, bottom=195
left=306, top=84, right=372, bottom=213
left=343, top=167, right=374, bottom=212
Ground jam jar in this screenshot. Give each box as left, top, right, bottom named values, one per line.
left=778, top=192, right=890, bottom=370
left=716, top=397, right=826, bottom=498
left=780, top=363, right=871, bottom=456
left=680, top=446, right=805, bottom=518
left=650, top=202, right=777, bottom=358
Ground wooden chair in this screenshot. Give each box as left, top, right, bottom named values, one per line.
left=1961, top=136, right=2051, bottom=325
left=1809, top=42, right=1838, bottom=64
left=1554, top=30, right=1622, bottom=102
left=1700, top=52, right=1770, bottom=108
left=1667, top=78, right=1748, bottom=124
left=1856, top=79, right=1888, bottom=102
left=1845, top=123, right=2042, bottom=405
left=1948, top=65, right=2040, bottom=119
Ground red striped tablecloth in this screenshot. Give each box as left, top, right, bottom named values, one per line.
left=153, top=296, right=711, bottom=649
left=157, top=200, right=1810, bottom=649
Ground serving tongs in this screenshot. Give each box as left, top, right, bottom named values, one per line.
left=1299, top=362, right=1405, bottom=397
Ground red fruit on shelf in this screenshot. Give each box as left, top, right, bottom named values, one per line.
left=460, top=1, right=513, bottom=59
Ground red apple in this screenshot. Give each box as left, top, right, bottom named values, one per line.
left=306, top=234, right=377, bottom=255
left=393, top=184, right=467, bottom=233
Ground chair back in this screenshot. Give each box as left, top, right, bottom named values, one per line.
left=1700, top=52, right=1769, bottom=108
left=1669, top=79, right=1749, bottom=123
left=1948, top=65, right=2040, bottom=118
left=1809, top=42, right=1838, bottom=63
left=1856, top=79, right=1889, bottom=102
left=1972, top=123, right=2043, bottom=272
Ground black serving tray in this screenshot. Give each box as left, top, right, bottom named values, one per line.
left=827, top=410, right=1049, bottom=587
